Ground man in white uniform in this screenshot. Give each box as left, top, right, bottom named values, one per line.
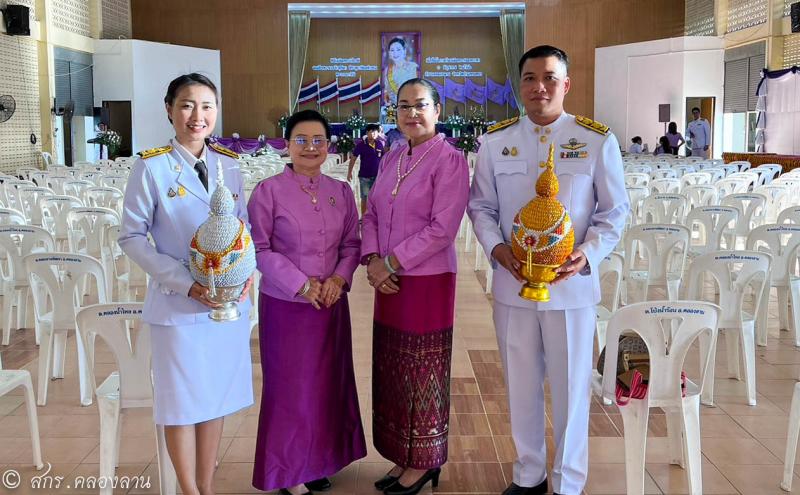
left=468, top=45, right=628, bottom=495
left=687, top=106, right=711, bottom=158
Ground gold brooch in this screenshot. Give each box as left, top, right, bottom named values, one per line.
left=178, top=185, right=186, bottom=197
left=510, top=147, right=518, bottom=156
left=329, top=196, right=336, bottom=206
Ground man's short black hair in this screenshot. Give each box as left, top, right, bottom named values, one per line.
left=692, top=107, right=701, bottom=113
left=365, top=123, right=381, bottom=133
left=518, top=45, right=569, bottom=75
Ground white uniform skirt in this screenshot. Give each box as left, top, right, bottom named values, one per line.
left=150, top=317, right=253, bottom=425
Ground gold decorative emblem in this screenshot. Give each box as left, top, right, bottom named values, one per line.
left=167, top=187, right=177, bottom=198
left=510, top=147, right=518, bottom=157
left=178, top=185, right=186, bottom=197
left=502, top=147, right=510, bottom=156
left=539, top=136, right=547, bottom=143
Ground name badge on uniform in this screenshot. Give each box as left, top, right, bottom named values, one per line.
left=560, top=151, right=588, bottom=159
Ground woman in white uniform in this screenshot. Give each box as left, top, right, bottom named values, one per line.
left=119, top=73, right=253, bottom=495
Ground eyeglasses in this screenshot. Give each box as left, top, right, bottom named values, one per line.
left=291, top=136, right=328, bottom=147
left=397, top=102, right=432, bottom=114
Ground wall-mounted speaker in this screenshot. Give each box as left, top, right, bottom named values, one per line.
left=3, top=5, right=30, bottom=36
left=658, top=104, right=671, bottom=123
left=791, top=2, right=800, bottom=34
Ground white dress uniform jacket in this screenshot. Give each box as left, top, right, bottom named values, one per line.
left=469, top=112, right=628, bottom=311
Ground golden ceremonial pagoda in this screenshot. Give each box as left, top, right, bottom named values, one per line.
left=511, top=143, right=575, bottom=301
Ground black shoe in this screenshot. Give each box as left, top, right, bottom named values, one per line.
left=374, top=473, right=400, bottom=490
left=501, top=478, right=548, bottom=495
left=305, top=478, right=332, bottom=491
left=279, top=489, right=313, bottom=495
left=383, top=468, right=440, bottom=494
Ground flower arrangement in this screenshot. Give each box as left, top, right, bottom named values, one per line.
left=345, top=113, right=367, bottom=132
left=445, top=113, right=467, bottom=131
left=277, top=114, right=289, bottom=134
left=385, top=104, right=397, bottom=124
left=468, top=107, right=487, bottom=134
left=455, top=134, right=479, bottom=154
left=96, top=130, right=122, bottom=157
left=334, top=133, right=355, bottom=155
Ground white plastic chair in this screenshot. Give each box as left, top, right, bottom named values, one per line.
left=595, top=252, right=623, bottom=354
left=17, top=185, right=54, bottom=226
left=754, top=185, right=790, bottom=224
left=722, top=192, right=767, bottom=248
left=626, top=186, right=650, bottom=226
left=0, top=225, right=54, bottom=346
left=106, top=226, right=148, bottom=301
left=704, top=167, right=726, bottom=183
left=651, top=168, right=678, bottom=180
left=728, top=160, right=751, bottom=172
left=623, top=224, right=690, bottom=303
left=715, top=177, right=750, bottom=199
left=684, top=206, right=738, bottom=258
left=0, top=368, right=44, bottom=470
left=596, top=301, right=720, bottom=495
left=642, top=193, right=687, bottom=224
left=0, top=207, right=26, bottom=226
left=45, top=175, right=68, bottom=195
left=753, top=164, right=782, bottom=186
left=680, top=172, right=712, bottom=189
left=625, top=173, right=650, bottom=188
left=628, top=164, right=653, bottom=175
left=25, top=252, right=108, bottom=406
left=686, top=250, right=771, bottom=406
left=778, top=206, right=800, bottom=225
left=30, top=171, right=50, bottom=188
left=674, top=164, right=697, bottom=177
left=649, top=178, right=681, bottom=195
left=41, top=195, right=83, bottom=250
left=747, top=224, right=800, bottom=347
left=99, top=174, right=127, bottom=192
left=682, top=185, right=718, bottom=210
left=86, top=187, right=124, bottom=215
left=76, top=303, right=177, bottom=495
left=729, top=171, right=759, bottom=190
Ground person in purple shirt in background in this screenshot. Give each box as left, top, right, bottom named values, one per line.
left=665, top=121, right=685, bottom=155
left=248, top=109, right=366, bottom=495
left=348, top=123, right=385, bottom=214
left=361, top=78, right=469, bottom=495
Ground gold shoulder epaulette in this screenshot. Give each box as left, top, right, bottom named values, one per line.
left=487, top=116, right=520, bottom=134
left=137, top=145, right=172, bottom=159
left=209, top=142, right=239, bottom=159
left=575, top=115, right=609, bottom=135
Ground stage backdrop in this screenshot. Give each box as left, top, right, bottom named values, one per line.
left=300, top=17, right=509, bottom=122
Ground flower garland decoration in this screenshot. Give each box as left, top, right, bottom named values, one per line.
left=345, top=114, right=367, bottom=132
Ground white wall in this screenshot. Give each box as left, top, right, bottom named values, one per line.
left=93, top=40, right=222, bottom=152
left=595, top=36, right=724, bottom=157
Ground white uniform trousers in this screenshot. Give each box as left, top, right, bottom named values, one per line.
left=493, top=302, right=595, bottom=495
left=691, top=148, right=708, bottom=159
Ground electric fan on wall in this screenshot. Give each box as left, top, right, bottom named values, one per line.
left=0, top=95, right=16, bottom=123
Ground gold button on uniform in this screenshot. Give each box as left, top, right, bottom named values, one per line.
left=534, top=126, right=541, bottom=133
left=540, top=135, right=547, bottom=143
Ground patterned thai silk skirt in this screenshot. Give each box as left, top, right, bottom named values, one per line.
left=372, top=272, right=456, bottom=469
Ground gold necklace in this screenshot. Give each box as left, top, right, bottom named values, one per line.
left=393, top=136, right=443, bottom=196
left=299, top=184, right=318, bottom=204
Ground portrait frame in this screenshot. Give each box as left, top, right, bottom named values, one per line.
left=380, top=32, right=422, bottom=113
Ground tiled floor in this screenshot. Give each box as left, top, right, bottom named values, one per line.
left=3, top=241, right=800, bottom=494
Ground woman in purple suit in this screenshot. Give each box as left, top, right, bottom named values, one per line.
left=248, top=110, right=366, bottom=495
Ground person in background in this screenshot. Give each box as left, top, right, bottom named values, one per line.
left=348, top=123, right=385, bottom=214
left=654, top=135, right=672, bottom=155
left=666, top=121, right=685, bottom=155
left=628, top=136, right=643, bottom=153
left=119, top=73, right=253, bottom=495
left=248, top=109, right=366, bottom=495
left=687, top=106, right=711, bottom=158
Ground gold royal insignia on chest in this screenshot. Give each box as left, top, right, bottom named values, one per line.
left=560, top=138, right=587, bottom=151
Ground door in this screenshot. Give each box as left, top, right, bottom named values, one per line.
left=102, top=101, right=132, bottom=157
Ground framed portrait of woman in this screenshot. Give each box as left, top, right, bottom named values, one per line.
left=380, top=32, right=422, bottom=110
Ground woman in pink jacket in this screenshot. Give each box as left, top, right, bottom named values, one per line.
left=361, top=79, right=470, bottom=495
